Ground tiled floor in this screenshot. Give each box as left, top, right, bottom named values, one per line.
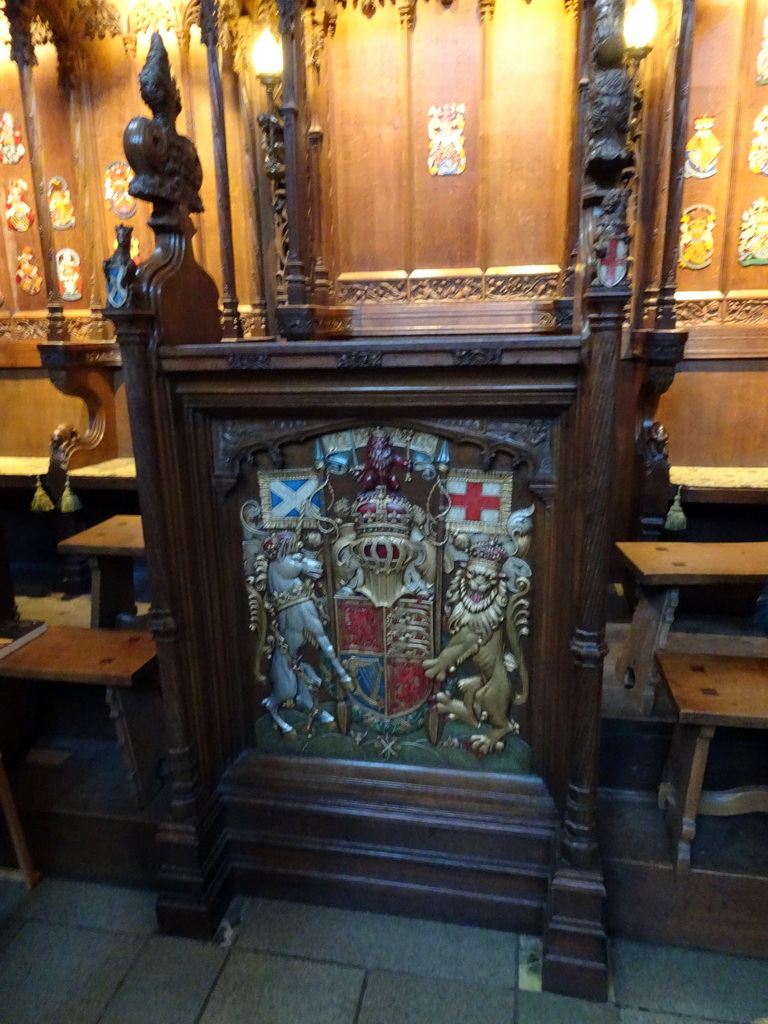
left=0, top=878, right=767, bottom=1024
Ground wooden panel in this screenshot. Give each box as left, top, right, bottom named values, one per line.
left=0, top=373, right=88, bottom=456
left=411, top=0, right=481, bottom=269
left=676, top=0, right=746, bottom=295
left=616, top=540, right=768, bottom=584
left=331, top=6, right=407, bottom=273
left=0, top=49, right=23, bottom=313
left=35, top=44, right=89, bottom=311
left=486, top=0, right=574, bottom=268
left=658, top=369, right=768, bottom=466
left=723, top=0, right=768, bottom=292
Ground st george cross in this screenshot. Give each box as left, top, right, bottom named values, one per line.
left=445, top=471, right=512, bottom=534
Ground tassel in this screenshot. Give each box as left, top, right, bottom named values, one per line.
left=59, top=477, right=83, bottom=513
left=30, top=476, right=54, bottom=513
left=664, top=485, right=687, bottom=532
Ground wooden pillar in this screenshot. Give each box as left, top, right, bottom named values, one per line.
left=6, top=0, right=68, bottom=340
left=277, top=0, right=309, bottom=306
left=307, top=122, right=330, bottom=303
left=200, top=0, right=243, bottom=338
left=655, top=0, right=694, bottom=329
left=107, top=34, right=230, bottom=935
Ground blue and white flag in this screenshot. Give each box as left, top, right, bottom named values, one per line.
left=259, top=472, right=324, bottom=526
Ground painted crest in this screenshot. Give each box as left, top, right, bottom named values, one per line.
left=111, top=232, right=141, bottom=264
left=48, top=176, right=75, bottom=230
left=738, top=197, right=768, bottom=266
left=749, top=107, right=768, bottom=175
left=16, top=247, right=43, bottom=295
left=596, top=238, right=629, bottom=288
left=242, top=427, right=533, bottom=770
left=56, top=248, right=82, bottom=301
left=684, top=116, right=722, bottom=179
left=0, top=111, right=25, bottom=164
left=5, top=179, right=34, bottom=232
left=104, top=225, right=137, bottom=308
left=104, top=160, right=136, bottom=218
left=758, top=18, right=768, bottom=85
left=427, top=104, right=467, bottom=177
left=679, top=204, right=716, bottom=270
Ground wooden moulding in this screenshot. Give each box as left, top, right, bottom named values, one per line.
left=223, top=754, right=558, bottom=934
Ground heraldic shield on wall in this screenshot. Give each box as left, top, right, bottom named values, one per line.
left=240, top=426, right=535, bottom=774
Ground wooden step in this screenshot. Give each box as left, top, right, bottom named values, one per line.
left=0, top=626, right=156, bottom=687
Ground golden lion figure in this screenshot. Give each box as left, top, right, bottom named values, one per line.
left=423, top=545, right=529, bottom=756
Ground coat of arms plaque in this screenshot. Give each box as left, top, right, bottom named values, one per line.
left=242, top=428, right=533, bottom=771
left=679, top=204, right=716, bottom=270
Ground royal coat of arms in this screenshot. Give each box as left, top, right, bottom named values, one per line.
left=48, top=176, right=76, bottom=230
left=679, top=204, right=716, bottom=270
left=105, top=160, right=136, bottom=218
left=738, top=197, right=768, bottom=266
left=427, top=104, right=467, bottom=177
left=749, top=107, right=768, bottom=175
left=16, top=247, right=43, bottom=295
left=758, top=18, right=768, bottom=85
left=56, top=248, right=82, bottom=301
left=5, top=179, right=34, bottom=232
left=684, top=116, right=722, bottom=179
left=242, top=428, right=533, bottom=771
left=0, top=111, right=25, bottom=165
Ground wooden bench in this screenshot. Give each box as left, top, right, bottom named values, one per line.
left=615, top=541, right=768, bottom=713
left=0, top=626, right=160, bottom=808
left=656, top=651, right=768, bottom=874
left=57, top=515, right=145, bottom=628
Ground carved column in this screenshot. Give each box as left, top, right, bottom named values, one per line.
left=277, top=0, right=310, bottom=307
left=307, top=122, right=330, bottom=303
left=106, top=33, right=230, bottom=936
left=201, top=0, right=243, bottom=338
left=656, top=0, right=694, bottom=329
left=544, top=0, right=633, bottom=1000
left=6, top=1, right=68, bottom=340
left=556, top=0, right=589, bottom=331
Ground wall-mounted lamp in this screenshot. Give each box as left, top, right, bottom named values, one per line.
left=252, top=28, right=283, bottom=85
left=253, top=29, right=285, bottom=182
left=624, top=0, right=658, bottom=63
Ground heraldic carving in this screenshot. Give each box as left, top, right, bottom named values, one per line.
left=241, top=427, right=534, bottom=771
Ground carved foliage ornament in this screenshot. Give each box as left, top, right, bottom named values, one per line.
left=124, top=32, right=204, bottom=212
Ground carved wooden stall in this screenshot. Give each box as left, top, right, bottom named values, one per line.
left=94, top=0, right=664, bottom=1001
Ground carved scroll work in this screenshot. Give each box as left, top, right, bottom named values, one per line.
left=236, top=426, right=546, bottom=771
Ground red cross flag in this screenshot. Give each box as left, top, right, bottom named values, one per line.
left=445, top=471, right=512, bottom=534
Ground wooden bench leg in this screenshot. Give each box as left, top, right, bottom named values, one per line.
left=0, top=753, right=40, bottom=888
left=616, top=585, right=679, bottom=714
left=659, top=722, right=714, bottom=875
left=105, top=686, right=162, bottom=810
left=90, top=555, right=137, bottom=629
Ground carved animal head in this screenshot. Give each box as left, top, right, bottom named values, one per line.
left=446, top=545, right=508, bottom=639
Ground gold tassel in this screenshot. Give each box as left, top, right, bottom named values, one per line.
left=664, top=485, right=687, bottom=532
left=30, top=476, right=54, bottom=513
left=59, top=477, right=83, bottom=514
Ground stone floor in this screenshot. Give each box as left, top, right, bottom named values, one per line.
left=1, top=877, right=768, bottom=1024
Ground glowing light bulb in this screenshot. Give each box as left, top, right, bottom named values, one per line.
left=624, top=0, right=658, bottom=52
left=251, top=28, right=283, bottom=81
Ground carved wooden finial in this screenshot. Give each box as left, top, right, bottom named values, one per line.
left=138, top=32, right=182, bottom=127
left=124, top=32, right=204, bottom=213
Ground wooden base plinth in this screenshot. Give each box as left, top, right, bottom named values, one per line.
left=542, top=866, right=609, bottom=1002
left=155, top=794, right=233, bottom=940
left=221, top=752, right=558, bottom=933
